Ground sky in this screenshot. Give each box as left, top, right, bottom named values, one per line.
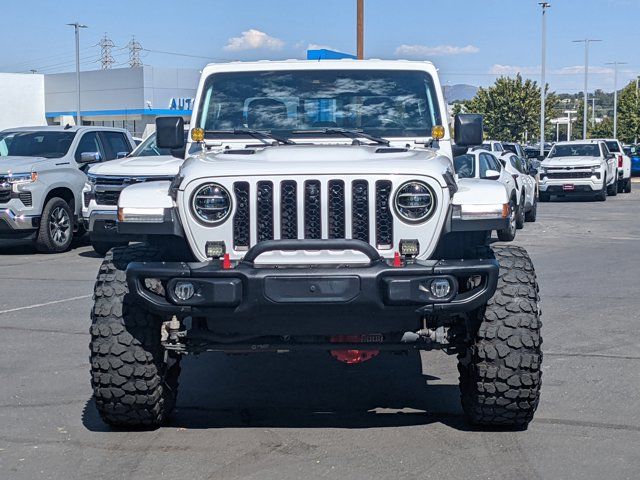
left=1, top=0, right=639, bottom=93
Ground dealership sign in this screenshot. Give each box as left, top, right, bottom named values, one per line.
left=169, top=97, right=194, bottom=111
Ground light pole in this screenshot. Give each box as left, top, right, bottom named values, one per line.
left=539, top=2, right=550, bottom=157
left=564, top=109, right=577, bottom=141
left=573, top=39, right=601, bottom=139
left=67, top=22, right=87, bottom=126
left=357, top=0, right=364, bottom=59
left=605, top=61, right=626, bottom=139
left=588, top=96, right=596, bottom=128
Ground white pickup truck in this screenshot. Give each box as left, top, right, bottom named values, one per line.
left=82, top=132, right=185, bottom=254
left=0, top=126, right=134, bottom=252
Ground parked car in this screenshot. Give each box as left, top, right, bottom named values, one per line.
left=0, top=126, right=134, bottom=252
left=82, top=131, right=187, bottom=255
left=539, top=140, right=617, bottom=201
left=455, top=149, right=521, bottom=241
left=626, top=145, right=640, bottom=175
left=88, top=60, right=542, bottom=430
left=597, top=139, right=631, bottom=193
left=502, top=142, right=526, bottom=158
left=479, top=140, right=506, bottom=153
left=524, top=143, right=552, bottom=161
left=499, top=152, right=538, bottom=222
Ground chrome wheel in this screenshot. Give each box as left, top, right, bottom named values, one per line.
left=48, top=206, right=71, bottom=246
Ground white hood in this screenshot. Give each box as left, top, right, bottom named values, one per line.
left=542, top=156, right=602, bottom=168
left=88, top=155, right=183, bottom=177
left=180, top=144, right=453, bottom=187
left=0, top=156, right=49, bottom=174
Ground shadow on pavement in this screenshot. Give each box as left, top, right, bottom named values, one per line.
left=0, top=233, right=91, bottom=255
left=82, top=351, right=471, bottom=431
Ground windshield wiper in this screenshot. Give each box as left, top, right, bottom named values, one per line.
left=205, top=129, right=296, bottom=145
left=297, top=128, right=390, bottom=146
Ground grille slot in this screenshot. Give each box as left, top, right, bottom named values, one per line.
left=351, top=180, right=369, bottom=243
left=280, top=181, right=298, bottom=239
left=18, top=192, right=33, bottom=207
left=233, top=182, right=250, bottom=249
left=545, top=171, right=594, bottom=179
left=304, top=180, right=322, bottom=239
left=375, top=180, right=393, bottom=248
left=0, top=190, right=11, bottom=204
left=327, top=180, right=345, bottom=239
left=95, top=191, right=120, bottom=206
left=256, top=181, right=274, bottom=242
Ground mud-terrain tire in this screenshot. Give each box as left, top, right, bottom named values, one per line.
left=35, top=197, right=74, bottom=253
left=524, top=195, right=537, bottom=222
left=458, top=245, right=542, bottom=429
left=89, top=244, right=181, bottom=428
left=91, top=238, right=129, bottom=256
left=497, top=199, right=517, bottom=242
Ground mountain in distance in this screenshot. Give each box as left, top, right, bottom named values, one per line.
left=443, top=84, right=478, bottom=102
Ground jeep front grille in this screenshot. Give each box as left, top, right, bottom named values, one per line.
left=231, top=179, right=394, bottom=250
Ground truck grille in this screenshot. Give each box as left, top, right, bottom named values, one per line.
left=95, top=191, right=121, bottom=206
left=231, top=178, right=395, bottom=250
left=92, top=175, right=175, bottom=206
left=545, top=171, right=594, bottom=179
left=0, top=190, right=10, bottom=203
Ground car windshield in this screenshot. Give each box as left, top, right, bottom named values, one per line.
left=196, top=69, right=442, bottom=139
left=454, top=154, right=476, bottom=178
left=130, top=131, right=189, bottom=157
left=605, top=141, right=620, bottom=153
left=0, top=131, right=76, bottom=158
left=548, top=144, right=600, bottom=158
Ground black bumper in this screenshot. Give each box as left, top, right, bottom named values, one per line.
left=126, top=240, right=499, bottom=335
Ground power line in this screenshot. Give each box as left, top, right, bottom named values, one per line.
left=141, top=47, right=216, bottom=60
left=98, top=33, right=116, bottom=69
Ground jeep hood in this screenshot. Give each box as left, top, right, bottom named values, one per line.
left=0, top=156, right=49, bottom=173
left=542, top=156, right=602, bottom=168
left=182, top=145, right=453, bottom=187
left=88, top=155, right=183, bottom=177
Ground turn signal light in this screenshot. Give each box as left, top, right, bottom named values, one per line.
left=191, top=127, right=205, bottom=142
left=431, top=125, right=445, bottom=140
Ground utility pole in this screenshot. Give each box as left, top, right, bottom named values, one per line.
left=573, top=39, right=601, bottom=139
left=127, top=36, right=143, bottom=67
left=605, top=62, right=626, bottom=139
left=539, top=2, right=550, bottom=156
left=564, top=110, right=577, bottom=141
left=357, top=0, right=364, bottom=59
left=636, top=76, right=639, bottom=143
left=589, top=96, right=596, bottom=128
left=67, top=22, right=87, bottom=126
left=98, top=33, right=115, bottom=69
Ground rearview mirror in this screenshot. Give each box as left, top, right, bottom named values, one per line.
left=483, top=169, right=501, bottom=180
left=156, top=116, right=185, bottom=151
left=80, top=151, right=101, bottom=164
left=454, top=114, right=483, bottom=148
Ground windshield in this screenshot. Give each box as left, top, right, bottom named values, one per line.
left=196, top=69, right=442, bottom=139
left=605, top=141, right=620, bottom=153
left=0, top=131, right=76, bottom=158
left=454, top=154, right=476, bottom=178
left=548, top=144, right=601, bottom=158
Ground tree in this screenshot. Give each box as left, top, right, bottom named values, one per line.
left=464, top=74, right=558, bottom=142
left=617, top=81, right=640, bottom=143
left=589, top=117, right=613, bottom=139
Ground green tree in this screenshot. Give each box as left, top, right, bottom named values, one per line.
left=589, top=117, right=614, bottom=138
left=464, top=74, right=558, bottom=142
left=617, top=81, right=640, bottom=143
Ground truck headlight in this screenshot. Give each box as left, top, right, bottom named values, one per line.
left=394, top=181, right=436, bottom=223
left=7, top=172, right=37, bottom=184
left=191, top=183, right=232, bottom=225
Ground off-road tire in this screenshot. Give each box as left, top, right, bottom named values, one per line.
left=35, top=197, right=74, bottom=253
left=538, top=191, right=550, bottom=202
left=515, top=196, right=525, bottom=230
left=458, top=245, right=542, bottom=429
left=607, top=179, right=618, bottom=196
left=497, top=199, right=517, bottom=242
left=89, top=244, right=181, bottom=428
left=524, top=195, right=537, bottom=222
left=624, top=178, right=631, bottom=193
left=91, top=239, right=129, bottom=256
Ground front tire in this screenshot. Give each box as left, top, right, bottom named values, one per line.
left=89, top=244, right=181, bottom=428
left=458, top=245, right=542, bottom=429
left=596, top=178, right=607, bottom=201
left=515, top=197, right=525, bottom=230
left=524, top=195, right=537, bottom=222
left=607, top=178, right=618, bottom=196
left=91, top=238, right=129, bottom=256
left=35, top=197, right=74, bottom=253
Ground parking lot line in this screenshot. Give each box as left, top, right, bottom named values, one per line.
left=0, top=294, right=91, bottom=316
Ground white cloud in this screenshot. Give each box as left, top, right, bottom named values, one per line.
left=552, top=65, right=614, bottom=75
left=489, top=64, right=616, bottom=77
left=489, top=64, right=541, bottom=75
left=395, top=44, right=479, bottom=58
left=223, top=29, right=284, bottom=52
left=306, top=43, right=335, bottom=51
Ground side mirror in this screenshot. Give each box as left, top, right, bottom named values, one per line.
left=454, top=114, right=483, bottom=147
left=156, top=116, right=185, bottom=151
left=606, top=153, right=615, bottom=160
left=483, top=169, right=501, bottom=180
left=116, top=151, right=129, bottom=159
left=80, top=151, right=101, bottom=164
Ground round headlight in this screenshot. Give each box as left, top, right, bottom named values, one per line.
left=191, top=183, right=232, bottom=225
left=394, top=181, right=436, bottom=223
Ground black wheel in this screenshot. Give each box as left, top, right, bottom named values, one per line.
left=607, top=178, right=617, bottom=196
left=91, top=238, right=129, bottom=256
left=35, top=197, right=74, bottom=253
left=515, top=195, right=525, bottom=230
left=624, top=178, right=632, bottom=193
left=596, top=178, right=607, bottom=201
left=497, top=199, right=517, bottom=242
left=524, top=195, right=537, bottom=222
left=538, top=191, right=550, bottom=202
left=458, top=245, right=542, bottom=429
left=89, top=244, right=181, bottom=428
left=617, top=180, right=624, bottom=193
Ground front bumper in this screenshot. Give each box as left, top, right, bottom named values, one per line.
left=126, top=240, right=499, bottom=336
left=540, top=177, right=603, bottom=194
left=0, top=207, right=40, bottom=237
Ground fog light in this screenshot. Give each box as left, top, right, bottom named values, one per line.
left=174, top=281, right=195, bottom=301
left=430, top=278, right=451, bottom=298
left=205, top=241, right=226, bottom=259
left=399, top=239, right=420, bottom=257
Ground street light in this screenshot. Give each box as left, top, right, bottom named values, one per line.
left=605, top=62, right=626, bottom=139
left=66, top=22, right=87, bottom=126
left=564, top=110, right=577, bottom=141
left=588, top=95, right=597, bottom=128
left=572, top=39, right=602, bottom=139
left=539, top=2, right=550, bottom=157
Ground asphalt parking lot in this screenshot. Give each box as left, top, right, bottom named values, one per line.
left=0, top=187, right=639, bottom=480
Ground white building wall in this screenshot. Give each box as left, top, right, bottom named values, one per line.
left=0, top=73, right=46, bottom=130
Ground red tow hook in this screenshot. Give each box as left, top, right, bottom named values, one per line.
left=393, top=251, right=403, bottom=267
left=222, top=253, right=232, bottom=269
left=329, top=334, right=381, bottom=364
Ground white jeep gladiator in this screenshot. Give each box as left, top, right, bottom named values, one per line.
left=88, top=60, right=542, bottom=430
left=0, top=126, right=134, bottom=252
left=82, top=132, right=186, bottom=255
